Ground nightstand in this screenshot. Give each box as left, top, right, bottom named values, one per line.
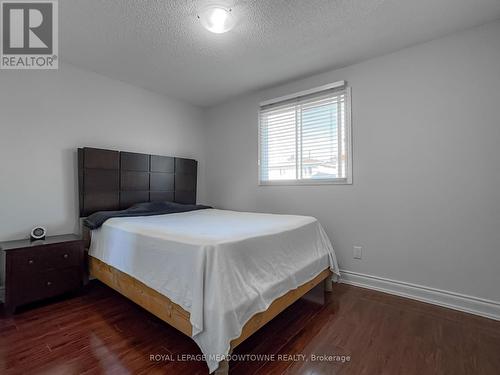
left=1, top=234, right=84, bottom=314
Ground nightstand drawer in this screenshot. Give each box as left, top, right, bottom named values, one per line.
left=21, top=268, right=82, bottom=304
left=41, top=243, right=82, bottom=269
left=10, top=249, right=44, bottom=272
left=10, top=242, right=82, bottom=272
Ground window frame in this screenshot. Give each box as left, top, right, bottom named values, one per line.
left=258, top=83, right=353, bottom=186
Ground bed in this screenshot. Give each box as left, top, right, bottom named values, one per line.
left=78, top=147, right=340, bottom=374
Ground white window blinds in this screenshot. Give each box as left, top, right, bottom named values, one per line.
left=259, top=82, right=351, bottom=185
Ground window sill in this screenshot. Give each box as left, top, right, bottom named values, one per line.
left=259, top=178, right=352, bottom=186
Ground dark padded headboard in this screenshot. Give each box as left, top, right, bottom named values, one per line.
left=78, top=147, right=197, bottom=217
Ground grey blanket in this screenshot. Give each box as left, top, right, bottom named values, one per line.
left=83, top=201, right=211, bottom=229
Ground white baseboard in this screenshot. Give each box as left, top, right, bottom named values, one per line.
left=0, top=286, right=4, bottom=303
left=339, top=270, right=500, bottom=321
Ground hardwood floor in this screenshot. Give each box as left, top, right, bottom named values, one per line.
left=1, top=281, right=500, bottom=375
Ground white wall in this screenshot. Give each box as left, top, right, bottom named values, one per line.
left=204, top=21, right=500, bottom=304
left=0, top=63, right=206, bottom=285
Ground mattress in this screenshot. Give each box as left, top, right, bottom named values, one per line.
left=89, top=208, right=340, bottom=373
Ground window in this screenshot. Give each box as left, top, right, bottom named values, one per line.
left=259, top=81, right=352, bottom=185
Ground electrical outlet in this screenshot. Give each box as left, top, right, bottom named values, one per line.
left=353, top=246, right=362, bottom=259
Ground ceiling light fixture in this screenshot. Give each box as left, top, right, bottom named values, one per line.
left=197, top=5, right=236, bottom=34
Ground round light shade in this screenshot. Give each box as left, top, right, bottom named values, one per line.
left=198, top=5, right=235, bottom=34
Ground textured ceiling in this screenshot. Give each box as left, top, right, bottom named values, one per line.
left=60, top=0, right=500, bottom=107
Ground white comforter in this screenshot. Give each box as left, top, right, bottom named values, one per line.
left=89, top=209, right=339, bottom=373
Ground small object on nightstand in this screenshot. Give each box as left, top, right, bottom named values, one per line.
left=1, top=234, right=84, bottom=315
left=30, top=226, right=46, bottom=241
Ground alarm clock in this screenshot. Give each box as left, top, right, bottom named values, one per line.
left=30, top=226, right=46, bottom=241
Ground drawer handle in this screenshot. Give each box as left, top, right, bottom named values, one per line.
left=46, top=281, right=52, bottom=286
left=63, top=253, right=69, bottom=259
left=28, top=259, right=34, bottom=265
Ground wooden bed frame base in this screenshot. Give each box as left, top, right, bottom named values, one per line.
left=89, top=256, right=332, bottom=374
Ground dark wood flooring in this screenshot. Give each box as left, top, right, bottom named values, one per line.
left=1, top=281, right=500, bottom=375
